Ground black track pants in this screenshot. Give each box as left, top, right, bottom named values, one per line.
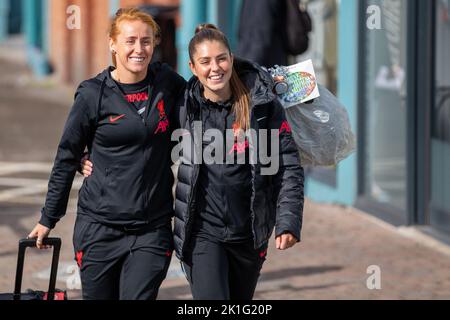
left=73, top=216, right=173, bottom=300
left=182, top=236, right=267, bottom=300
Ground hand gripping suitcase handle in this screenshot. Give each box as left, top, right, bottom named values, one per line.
left=14, top=238, right=62, bottom=300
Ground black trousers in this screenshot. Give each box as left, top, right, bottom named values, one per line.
left=73, top=215, right=173, bottom=300
left=182, top=236, right=267, bottom=300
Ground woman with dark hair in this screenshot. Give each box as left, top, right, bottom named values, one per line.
left=173, top=24, right=304, bottom=300
left=28, top=8, right=185, bottom=300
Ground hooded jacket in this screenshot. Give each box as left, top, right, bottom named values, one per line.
left=40, top=63, right=186, bottom=229
left=173, top=58, right=304, bottom=260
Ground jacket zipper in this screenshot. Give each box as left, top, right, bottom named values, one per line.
left=249, top=107, right=257, bottom=247
left=222, top=108, right=229, bottom=241
left=100, top=167, right=109, bottom=198
left=182, top=164, right=200, bottom=257
left=181, top=111, right=201, bottom=258
left=145, top=90, right=164, bottom=128
left=111, top=85, right=149, bottom=126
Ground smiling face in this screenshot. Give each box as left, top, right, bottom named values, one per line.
left=189, top=40, right=234, bottom=102
left=110, top=19, right=154, bottom=83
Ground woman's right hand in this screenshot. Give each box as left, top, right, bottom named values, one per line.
left=28, top=223, right=52, bottom=249
left=81, top=154, right=93, bottom=177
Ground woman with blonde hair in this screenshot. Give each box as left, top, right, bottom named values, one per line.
left=28, top=8, right=185, bottom=300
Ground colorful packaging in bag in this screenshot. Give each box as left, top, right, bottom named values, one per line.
left=269, top=59, right=320, bottom=109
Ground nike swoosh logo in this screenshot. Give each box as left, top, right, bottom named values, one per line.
left=257, top=116, right=268, bottom=122
left=110, top=114, right=125, bottom=123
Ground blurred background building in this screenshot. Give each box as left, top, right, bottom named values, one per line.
left=0, top=0, right=449, bottom=243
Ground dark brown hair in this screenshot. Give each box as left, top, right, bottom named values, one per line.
left=189, top=24, right=251, bottom=131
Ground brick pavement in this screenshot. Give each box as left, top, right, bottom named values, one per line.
left=2, top=195, right=450, bottom=300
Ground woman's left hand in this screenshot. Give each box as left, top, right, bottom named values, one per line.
left=275, top=233, right=298, bottom=250
left=81, top=155, right=93, bottom=177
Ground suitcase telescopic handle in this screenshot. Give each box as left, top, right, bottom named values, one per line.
left=13, top=238, right=62, bottom=301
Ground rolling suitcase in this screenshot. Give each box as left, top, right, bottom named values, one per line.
left=0, top=237, right=67, bottom=300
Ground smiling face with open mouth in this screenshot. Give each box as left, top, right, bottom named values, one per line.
left=189, top=40, right=234, bottom=102
left=110, top=19, right=154, bottom=83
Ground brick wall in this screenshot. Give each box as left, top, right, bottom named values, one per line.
left=49, top=0, right=179, bottom=85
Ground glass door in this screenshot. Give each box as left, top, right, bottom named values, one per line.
left=362, top=0, right=409, bottom=216
left=430, top=0, right=450, bottom=233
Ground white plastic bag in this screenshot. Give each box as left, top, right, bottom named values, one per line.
left=283, top=84, right=356, bottom=166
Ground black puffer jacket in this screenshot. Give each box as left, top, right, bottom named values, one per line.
left=173, top=58, right=304, bottom=260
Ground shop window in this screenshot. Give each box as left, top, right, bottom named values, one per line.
left=430, top=0, right=450, bottom=233
left=362, top=0, right=408, bottom=211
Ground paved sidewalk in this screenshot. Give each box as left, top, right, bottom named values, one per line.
left=1, top=53, right=449, bottom=300
left=1, top=193, right=450, bottom=300
left=159, top=201, right=450, bottom=300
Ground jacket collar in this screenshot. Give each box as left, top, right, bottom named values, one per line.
left=233, top=57, right=276, bottom=106
left=191, top=80, right=234, bottom=111
left=96, top=65, right=156, bottom=90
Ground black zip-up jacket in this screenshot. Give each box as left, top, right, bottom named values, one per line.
left=173, top=58, right=304, bottom=260
left=192, top=88, right=253, bottom=242
left=40, top=63, right=185, bottom=229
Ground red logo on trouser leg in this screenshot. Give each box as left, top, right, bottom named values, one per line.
left=76, top=251, right=83, bottom=268
left=259, top=249, right=267, bottom=258
left=43, top=291, right=67, bottom=300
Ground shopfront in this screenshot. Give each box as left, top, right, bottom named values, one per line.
left=293, top=0, right=450, bottom=239
left=163, top=0, right=450, bottom=238
left=354, top=0, right=450, bottom=237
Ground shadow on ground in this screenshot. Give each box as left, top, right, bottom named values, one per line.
left=157, top=265, right=343, bottom=299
